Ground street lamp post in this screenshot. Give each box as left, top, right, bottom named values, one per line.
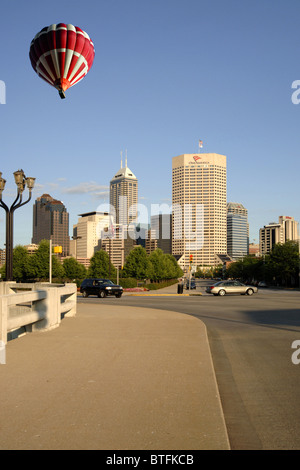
left=0, top=170, right=35, bottom=281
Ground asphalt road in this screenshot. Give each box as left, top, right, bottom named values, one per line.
left=78, top=281, right=300, bottom=450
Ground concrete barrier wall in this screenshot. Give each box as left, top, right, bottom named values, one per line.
left=0, top=282, right=77, bottom=344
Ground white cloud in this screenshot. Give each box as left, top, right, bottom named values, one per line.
left=62, top=182, right=109, bottom=195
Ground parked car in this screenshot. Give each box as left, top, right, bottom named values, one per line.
left=80, top=278, right=123, bottom=298
left=206, top=280, right=258, bottom=296
left=258, top=281, right=268, bottom=287
left=185, top=278, right=196, bottom=289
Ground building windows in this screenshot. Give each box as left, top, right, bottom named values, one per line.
left=172, top=154, right=227, bottom=268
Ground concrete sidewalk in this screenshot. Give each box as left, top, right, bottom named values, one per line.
left=0, top=303, right=230, bottom=450
left=124, top=281, right=200, bottom=296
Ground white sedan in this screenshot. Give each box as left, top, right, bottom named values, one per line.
left=206, top=280, right=258, bottom=296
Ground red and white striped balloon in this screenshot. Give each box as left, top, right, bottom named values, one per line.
left=29, top=23, right=95, bottom=98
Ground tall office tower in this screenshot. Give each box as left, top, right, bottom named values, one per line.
left=227, top=202, right=249, bottom=259
left=172, top=153, right=227, bottom=268
left=110, top=154, right=138, bottom=225
left=150, top=214, right=172, bottom=254
left=71, top=211, right=110, bottom=260
left=260, top=216, right=299, bottom=255
left=32, top=194, right=70, bottom=256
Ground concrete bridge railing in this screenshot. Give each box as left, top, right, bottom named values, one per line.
left=0, top=282, right=77, bottom=344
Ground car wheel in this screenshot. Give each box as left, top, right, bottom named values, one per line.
left=115, top=293, right=122, bottom=298
left=218, top=289, right=226, bottom=296
left=247, top=288, right=254, bottom=296
left=82, top=290, right=88, bottom=298
left=99, top=290, right=106, bottom=298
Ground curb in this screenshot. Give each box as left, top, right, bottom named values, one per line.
left=126, top=293, right=203, bottom=297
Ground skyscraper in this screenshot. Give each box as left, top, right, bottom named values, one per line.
left=32, top=194, right=70, bottom=256
left=227, top=202, right=249, bottom=259
left=172, top=153, right=227, bottom=268
left=110, top=154, right=138, bottom=226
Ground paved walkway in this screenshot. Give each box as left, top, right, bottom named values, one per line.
left=124, top=281, right=200, bottom=296
left=0, top=299, right=230, bottom=450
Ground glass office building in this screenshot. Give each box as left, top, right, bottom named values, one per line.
left=227, top=202, right=249, bottom=260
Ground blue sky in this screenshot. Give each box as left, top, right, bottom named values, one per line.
left=0, top=0, right=300, bottom=247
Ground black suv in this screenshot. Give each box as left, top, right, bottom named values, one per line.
left=80, top=278, right=123, bottom=298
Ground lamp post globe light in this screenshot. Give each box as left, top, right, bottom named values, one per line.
left=0, top=170, right=35, bottom=281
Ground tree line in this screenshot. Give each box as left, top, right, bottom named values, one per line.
left=225, top=241, right=299, bottom=287
left=0, top=240, right=183, bottom=283
left=3, top=239, right=296, bottom=287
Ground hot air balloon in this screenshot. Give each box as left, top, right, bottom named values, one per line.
left=29, top=23, right=95, bottom=99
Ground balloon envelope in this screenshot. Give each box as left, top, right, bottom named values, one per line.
left=29, top=23, right=95, bottom=98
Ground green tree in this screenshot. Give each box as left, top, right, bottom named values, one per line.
left=165, top=254, right=183, bottom=279
left=212, top=264, right=223, bottom=279
left=0, top=264, right=5, bottom=280
left=148, top=250, right=183, bottom=281
left=29, top=240, right=64, bottom=280
left=12, top=245, right=30, bottom=281
left=148, top=249, right=168, bottom=281
left=88, top=250, right=116, bottom=278
left=123, top=246, right=151, bottom=279
left=1, top=245, right=30, bottom=281
left=63, top=257, right=87, bottom=280
left=268, top=241, right=299, bottom=286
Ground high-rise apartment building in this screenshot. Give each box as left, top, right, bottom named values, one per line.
left=172, top=153, right=227, bottom=268
left=227, top=202, right=249, bottom=259
left=71, top=211, right=110, bottom=260
left=110, top=155, right=138, bottom=225
left=259, top=216, right=299, bottom=254
left=32, top=194, right=70, bottom=256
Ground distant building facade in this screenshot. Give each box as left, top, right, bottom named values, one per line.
left=0, top=248, right=5, bottom=267
left=32, top=194, right=70, bottom=256
left=259, top=216, right=299, bottom=254
left=100, top=225, right=136, bottom=268
left=110, top=155, right=138, bottom=226
left=150, top=214, right=172, bottom=254
left=249, top=243, right=260, bottom=257
left=145, top=229, right=158, bottom=255
left=227, top=202, right=249, bottom=259
left=71, top=212, right=110, bottom=260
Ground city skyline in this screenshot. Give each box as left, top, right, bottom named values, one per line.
left=0, top=150, right=299, bottom=253
left=0, top=0, right=299, bottom=249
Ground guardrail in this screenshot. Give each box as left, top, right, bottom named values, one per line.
left=0, top=282, right=77, bottom=344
